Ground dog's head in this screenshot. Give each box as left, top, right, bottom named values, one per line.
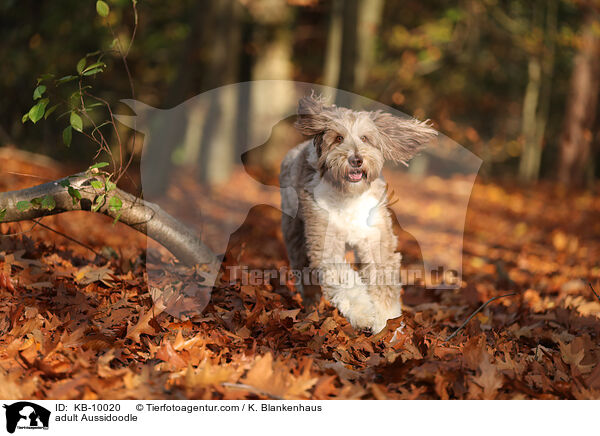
left=295, top=94, right=437, bottom=193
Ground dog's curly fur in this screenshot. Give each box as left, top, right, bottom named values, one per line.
left=280, top=94, right=437, bottom=333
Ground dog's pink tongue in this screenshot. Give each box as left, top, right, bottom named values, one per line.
left=348, top=172, right=363, bottom=181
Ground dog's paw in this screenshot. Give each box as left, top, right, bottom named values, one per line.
left=325, top=281, right=376, bottom=331
left=370, top=318, right=388, bottom=334
left=347, top=310, right=377, bottom=332
left=338, top=293, right=376, bottom=331
left=371, top=301, right=402, bottom=334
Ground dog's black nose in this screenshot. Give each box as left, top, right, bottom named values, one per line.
left=349, top=155, right=363, bottom=167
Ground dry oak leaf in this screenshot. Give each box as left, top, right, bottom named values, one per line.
left=472, top=356, right=503, bottom=400
left=126, top=301, right=166, bottom=342
left=2, top=250, right=43, bottom=269
left=558, top=335, right=595, bottom=374
left=242, top=353, right=317, bottom=399
left=97, top=349, right=129, bottom=378
left=74, top=265, right=117, bottom=287
left=0, top=268, right=15, bottom=292
left=172, top=329, right=202, bottom=351
left=156, top=340, right=188, bottom=370
left=185, top=359, right=239, bottom=388
left=0, top=369, right=38, bottom=399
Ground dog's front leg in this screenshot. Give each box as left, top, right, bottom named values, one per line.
left=303, top=214, right=375, bottom=331
left=355, top=227, right=403, bottom=333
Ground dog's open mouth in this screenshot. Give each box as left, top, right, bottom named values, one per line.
left=347, top=169, right=364, bottom=182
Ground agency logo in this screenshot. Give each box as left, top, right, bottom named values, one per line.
left=2, top=402, right=50, bottom=434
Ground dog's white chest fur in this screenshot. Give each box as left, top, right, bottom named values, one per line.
left=312, top=179, right=383, bottom=244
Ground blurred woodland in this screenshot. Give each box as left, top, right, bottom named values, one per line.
left=1, top=0, right=600, bottom=187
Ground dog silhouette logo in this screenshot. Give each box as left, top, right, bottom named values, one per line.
left=2, top=402, right=50, bottom=433
left=115, top=81, right=481, bottom=319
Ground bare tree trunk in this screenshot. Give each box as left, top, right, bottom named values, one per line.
left=141, top=1, right=213, bottom=197
left=519, top=0, right=557, bottom=183
left=323, top=0, right=344, bottom=90
left=323, top=0, right=359, bottom=106
left=0, top=173, right=218, bottom=268
left=558, top=10, right=600, bottom=187
left=246, top=0, right=295, bottom=172
left=534, top=0, right=557, bottom=174
left=519, top=56, right=542, bottom=182
left=355, top=0, right=385, bottom=91
left=196, top=0, right=244, bottom=187
left=335, top=0, right=359, bottom=107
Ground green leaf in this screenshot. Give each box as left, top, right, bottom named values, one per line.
left=28, top=105, right=43, bottom=123
left=59, top=179, right=71, bottom=188
left=28, top=98, right=49, bottom=123
left=92, top=194, right=105, bottom=212
left=82, top=67, right=104, bottom=76
left=108, top=195, right=122, bottom=212
left=56, top=75, right=78, bottom=85
left=69, top=92, right=82, bottom=108
left=41, top=195, right=56, bottom=211
left=90, top=121, right=112, bottom=136
left=68, top=186, right=82, bottom=205
left=44, top=103, right=59, bottom=120
left=37, top=73, right=55, bottom=84
left=76, top=57, right=87, bottom=74
left=70, top=112, right=83, bottom=132
left=89, top=162, right=110, bottom=170
left=56, top=110, right=72, bottom=120
left=16, top=201, right=32, bottom=212
left=90, top=180, right=104, bottom=189
left=0, top=208, right=6, bottom=221
left=105, top=180, right=116, bottom=192
left=82, top=62, right=106, bottom=73
left=22, top=113, right=29, bottom=123
left=85, top=102, right=105, bottom=110
left=30, top=197, right=43, bottom=207
left=33, top=85, right=46, bottom=100
left=96, top=0, right=110, bottom=17
left=62, top=126, right=72, bottom=147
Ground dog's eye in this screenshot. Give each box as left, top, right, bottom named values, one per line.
left=335, top=135, right=344, bottom=143
left=360, top=135, right=368, bottom=142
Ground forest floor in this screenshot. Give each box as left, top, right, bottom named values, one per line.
left=1, top=147, right=600, bottom=399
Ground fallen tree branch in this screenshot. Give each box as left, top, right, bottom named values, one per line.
left=444, top=292, right=517, bottom=342
left=0, top=172, right=218, bottom=268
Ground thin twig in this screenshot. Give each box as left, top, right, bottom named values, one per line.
left=78, top=80, right=116, bottom=171
left=0, top=221, right=41, bottom=237
left=32, top=219, right=106, bottom=260
left=84, top=92, right=124, bottom=172
left=589, top=282, right=600, bottom=303
left=107, top=7, right=137, bottom=183
left=124, top=0, right=139, bottom=58
left=444, top=292, right=517, bottom=342
left=1, top=172, right=55, bottom=181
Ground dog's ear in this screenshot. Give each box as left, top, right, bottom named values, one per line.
left=370, top=111, right=437, bottom=164
left=294, top=94, right=329, bottom=136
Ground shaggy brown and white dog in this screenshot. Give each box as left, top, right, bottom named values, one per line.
left=280, top=94, right=437, bottom=333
